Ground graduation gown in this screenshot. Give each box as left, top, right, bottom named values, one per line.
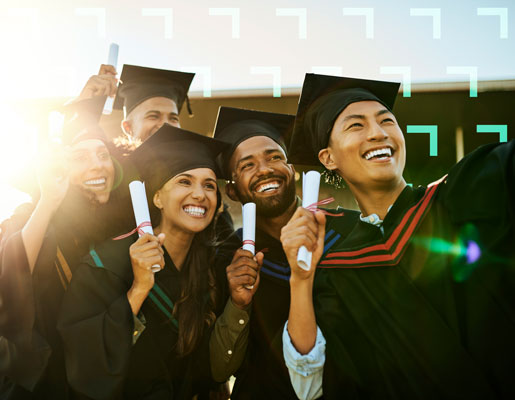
left=217, top=208, right=359, bottom=400
left=0, top=182, right=132, bottom=399
left=58, top=235, right=218, bottom=400
left=314, top=140, right=515, bottom=399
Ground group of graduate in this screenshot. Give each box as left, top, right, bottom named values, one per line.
left=0, top=62, right=514, bottom=400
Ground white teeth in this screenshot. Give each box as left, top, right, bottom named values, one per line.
left=84, top=178, right=106, bottom=185
left=183, top=206, right=206, bottom=217
left=364, top=147, right=392, bottom=160
left=256, top=182, right=280, bottom=193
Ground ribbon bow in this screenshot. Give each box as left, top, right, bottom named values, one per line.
left=113, top=221, right=152, bottom=240
left=305, top=197, right=344, bottom=217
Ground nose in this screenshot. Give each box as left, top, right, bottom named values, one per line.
left=191, top=182, right=206, bottom=201
left=367, top=121, right=389, bottom=141
left=255, top=158, right=274, bottom=177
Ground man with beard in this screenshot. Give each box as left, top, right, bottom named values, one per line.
left=0, top=97, right=128, bottom=399
left=209, top=107, right=359, bottom=399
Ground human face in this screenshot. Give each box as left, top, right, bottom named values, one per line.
left=154, top=168, right=218, bottom=234
left=125, top=97, right=180, bottom=142
left=228, top=136, right=296, bottom=218
left=320, top=100, right=406, bottom=191
left=68, top=139, right=115, bottom=204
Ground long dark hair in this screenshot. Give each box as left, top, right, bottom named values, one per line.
left=150, top=190, right=221, bottom=357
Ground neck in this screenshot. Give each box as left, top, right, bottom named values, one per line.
left=256, top=198, right=298, bottom=240
left=350, top=178, right=407, bottom=220
left=155, top=221, right=194, bottom=270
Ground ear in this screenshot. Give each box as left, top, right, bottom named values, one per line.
left=225, top=182, right=239, bottom=202
left=121, top=119, right=132, bottom=136
left=318, top=147, right=338, bottom=171
left=153, top=190, right=163, bottom=209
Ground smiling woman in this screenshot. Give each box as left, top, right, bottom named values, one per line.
left=58, top=123, right=231, bottom=399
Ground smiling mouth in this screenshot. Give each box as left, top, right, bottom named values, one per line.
left=183, top=205, right=207, bottom=217
left=363, top=147, right=393, bottom=161
left=83, top=177, right=107, bottom=189
left=255, top=180, right=282, bottom=193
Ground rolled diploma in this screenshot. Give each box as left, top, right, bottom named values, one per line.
left=103, top=43, right=119, bottom=115
left=297, top=171, right=321, bottom=271
left=242, top=203, right=256, bottom=289
left=129, top=181, right=161, bottom=273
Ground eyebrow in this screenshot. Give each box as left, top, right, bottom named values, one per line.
left=71, top=145, right=107, bottom=154
left=343, top=108, right=392, bottom=123
left=145, top=110, right=179, bottom=117
left=235, top=148, right=284, bottom=169
left=176, top=173, right=216, bottom=182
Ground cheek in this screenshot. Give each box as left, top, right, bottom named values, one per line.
left=68, top=165, right=85, bottom=185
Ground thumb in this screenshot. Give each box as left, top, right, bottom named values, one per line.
left=255, top=252, right=264, bottom=267
left=157, top=233, right=166, bottom=245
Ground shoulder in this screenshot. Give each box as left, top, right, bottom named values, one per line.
left=82, top=235, right=135, bottom=283
left=323, top=207, right=360, bottom=233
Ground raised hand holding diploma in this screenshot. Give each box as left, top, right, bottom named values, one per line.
left=297, top=171, right=321, bottom=271
left=129, top=180, right=161, bottom=273
left=102, top=43, right=119, bottom=115
left=242, top=202, right=256, bottom=289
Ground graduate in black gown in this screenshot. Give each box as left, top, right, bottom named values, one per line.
left=0, top=98, right=129, bottom=399
left=209, top=107, right=360, bottom=399
left=58, top=124, right=230, bottom=399
left=282, top=73, right=515, bottom=399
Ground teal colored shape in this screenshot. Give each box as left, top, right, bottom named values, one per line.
left=476, top=125, right=508, bottom=143
left=406, top=125, right=438, bottom=156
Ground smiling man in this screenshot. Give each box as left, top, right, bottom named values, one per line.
left=113, top=64, right=195, bottom=143
left=208, top=107, right=349, bottom=399
left=282, top=73, right=515, bottom=399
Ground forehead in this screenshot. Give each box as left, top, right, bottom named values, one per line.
left=131, top=96, right=178, bottom=116
left=230, top=136, right=285, bottom=163
left=71, top=139, right=108, bottom=152
left=173, top=167, right=216, bottom=181
left=338, top=100, right=391, bottom=118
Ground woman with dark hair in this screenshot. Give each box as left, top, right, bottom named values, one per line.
left=58, top=124, right=230, bottom=399
left=0, top=98, right=129, bottom=399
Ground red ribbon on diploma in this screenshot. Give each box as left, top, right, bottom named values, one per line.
left=113, top=221, right=152, bottom=240
left=305, top=197, right=344, bottom=217
left=242, top=239, right=255, bottom=246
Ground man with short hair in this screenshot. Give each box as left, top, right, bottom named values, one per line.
left=209, top=106, right=358, bottom=399
left=282, top=73, right=515, bottom=399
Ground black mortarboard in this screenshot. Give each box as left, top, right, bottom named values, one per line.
left=289, top=73, right=400, bottom=165
left=212, top=106, right=295, bottom=180
left=130, top=124, right=229, bottom=197
left=61, top=97, right=107, bottom=145
left=113, top=64, right=195, bottom=116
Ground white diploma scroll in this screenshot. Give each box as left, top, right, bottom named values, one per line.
left=242, top=202, right=256, bottom=289
left=102, top=43, right=119, bottom=115
left=129, top=181, right=161, bottom=273
left=297, top=171, right=321, bottom=271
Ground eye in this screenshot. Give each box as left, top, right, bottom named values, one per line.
left=178, top=178, right=191, bottom=186
left=71, top=154, right=88, bottom=163
left=270, top=154, right=283, bottom=161
left=169, top=115, right=179, bottom=123
left=98, top=151, right=110, bottom=161
left=241, top=162, right=254, bottom=171
left=204, top=182, right=216, bottom=190
left=146, top=114, right=159, bottom=120
left=347, top=122, right=363, bottom=130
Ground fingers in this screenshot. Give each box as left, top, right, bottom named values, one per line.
left=157, top=233, right=166, bottom=246
left=98, top=64, right=117, bottom=76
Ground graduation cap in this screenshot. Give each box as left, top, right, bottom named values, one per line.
left=113, top=64, right=195, bottom=116
left=130, top=123, right=229, bottom=196
left=61, top=97, right=107, bottom=145
left=289, top=73, right=401, bottom=165
left=212, top=106, right=295, bottom=180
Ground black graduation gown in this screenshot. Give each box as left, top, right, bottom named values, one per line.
left=0, top=182, right=133, bottom=399
left=314, top=140, right=515, bottom=399
left=58, top=235, right=217, bottom=400
left=217, top=211, right=359, bottom=400
left=0, top=203, right=87, bottom=400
